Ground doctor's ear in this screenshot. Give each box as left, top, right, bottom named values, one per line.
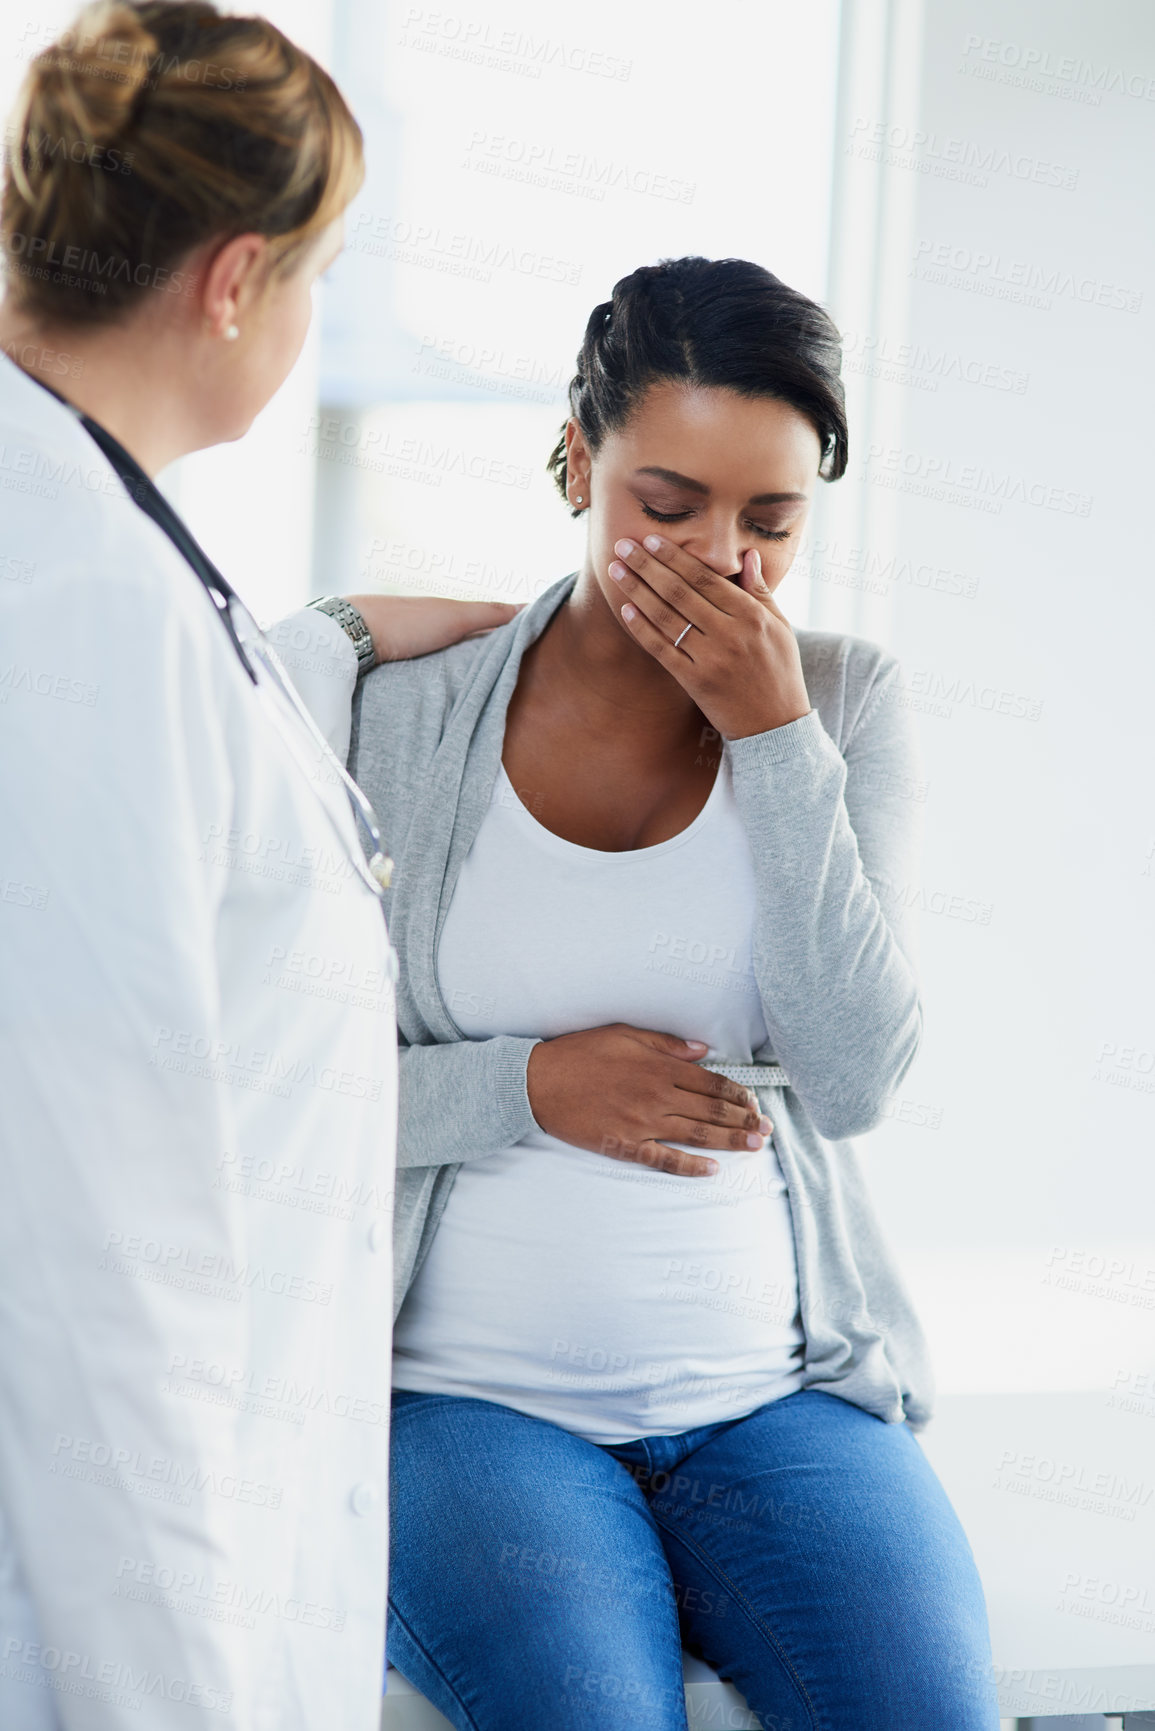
left=198, top=233, right=272, bottom=341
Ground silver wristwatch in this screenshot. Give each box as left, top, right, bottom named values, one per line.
left=307, top=595, right=376, bottom=677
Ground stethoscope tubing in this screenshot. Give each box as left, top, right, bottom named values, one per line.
left=21, top=363, right=397, bottom=915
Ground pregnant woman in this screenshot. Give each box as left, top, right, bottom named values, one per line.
left=326, top=257, right=1000, bottom=1730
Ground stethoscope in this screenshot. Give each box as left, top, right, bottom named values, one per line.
left=29, top=371, right=398, bottom=920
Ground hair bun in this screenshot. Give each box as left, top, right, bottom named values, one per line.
left=14, top=0, right=157, bottom=185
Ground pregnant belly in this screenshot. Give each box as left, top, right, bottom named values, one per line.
left=391, top=1132, right=808, bottom=1445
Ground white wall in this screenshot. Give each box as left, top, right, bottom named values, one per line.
left=308, top=0, right=841, bottom=621
left=815, top=0, right=1155, bottom=1399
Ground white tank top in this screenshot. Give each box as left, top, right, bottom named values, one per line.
left=391, top=752, right=806, bottom=1444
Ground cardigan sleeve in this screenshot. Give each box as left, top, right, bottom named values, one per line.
left=394, top=1032, right=546, bottom=1169
left=724, top=647, right=926, bottom=1140
left=347, top=657, right=549, bottom=1170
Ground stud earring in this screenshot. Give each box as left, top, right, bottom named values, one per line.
left=224, top=323, right=240, bottom=341
left=575, top=494, right=584, bottom=504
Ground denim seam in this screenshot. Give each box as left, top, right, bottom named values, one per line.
left=387, top=1596, right=483, bottom=1731
left=595, top=1454, right=694, bottom=1731
left=651, top=1512, right=694, bottom=1731
left=649, top=1516, right=822, bottom=1731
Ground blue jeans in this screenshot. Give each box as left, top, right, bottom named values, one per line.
left=385, top=1386, right=1001, bottom=1730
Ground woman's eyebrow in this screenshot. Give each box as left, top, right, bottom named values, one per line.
left=634, top=465, right=709, bottom=494
left=633, top=465, right=810, bottom=506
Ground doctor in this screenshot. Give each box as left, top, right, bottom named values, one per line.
left=0, top=4, right=516, bottom=1729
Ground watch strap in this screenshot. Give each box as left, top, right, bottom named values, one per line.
left=307, top=595, right=376, bottom=677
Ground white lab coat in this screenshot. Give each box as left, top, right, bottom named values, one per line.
left=0, top=356, right=396, bottom=1730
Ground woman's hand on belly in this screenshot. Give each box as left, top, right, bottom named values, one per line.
left=525, top=1024, right=773, bottom=1177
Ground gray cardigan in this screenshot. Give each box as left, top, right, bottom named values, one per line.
left=348, top=570, right=936, bottom=1431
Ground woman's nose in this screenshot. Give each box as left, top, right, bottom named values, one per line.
left=683, top=521, right=744, bottom=580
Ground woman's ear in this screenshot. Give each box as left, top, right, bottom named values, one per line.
left=564, top=419, right=592, bottom=508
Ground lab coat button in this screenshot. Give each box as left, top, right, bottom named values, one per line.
left=368, top=1218, right=388, bottom=1253
left=350, top=1481, right=379, bottom=1517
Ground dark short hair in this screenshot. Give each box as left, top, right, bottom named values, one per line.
left=547, top=255, right=848, bottom=513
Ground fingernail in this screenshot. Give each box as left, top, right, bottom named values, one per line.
left=643, top=534, right=662, bottom=552
left=746, top=1133, right=763, bottom=1149
left=704, top=1160, right=719, bottom=1175
left=686, top=1040, right=709, bottom=1051
left=758, top=1116, right=773, bottom=1133
left=621, top=603, right=636, bottom=621
left=615, top=538, right=634, bottom=556
left=608, top=561, right=625, bottom=580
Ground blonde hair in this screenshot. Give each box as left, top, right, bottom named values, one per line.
left=2, top=0, right=363, bottom=323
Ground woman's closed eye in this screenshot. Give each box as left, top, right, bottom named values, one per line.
left=638, top=501, right=792, bottom=541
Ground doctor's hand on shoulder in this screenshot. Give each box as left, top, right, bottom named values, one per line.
left=346, top=593, right=523, bottom=660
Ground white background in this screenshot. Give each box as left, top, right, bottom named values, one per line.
left=822, top=0, right=1155, bottom=1406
